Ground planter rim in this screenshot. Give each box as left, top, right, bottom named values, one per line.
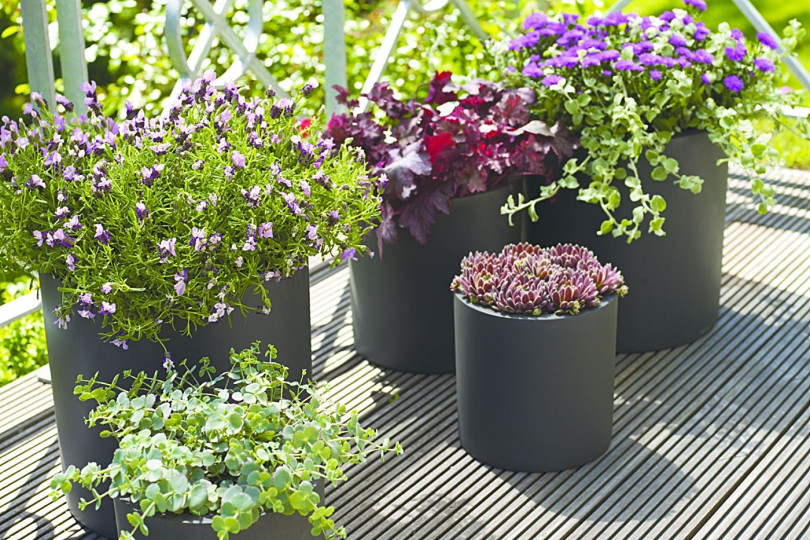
left=453, top=292, right=618, bottom=322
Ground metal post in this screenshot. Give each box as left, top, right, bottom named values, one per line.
left=55, top=0, right=89, bottom=114
left=323, top=0, right=348, bottom=116
left=20, top=0, right=56, bottom=107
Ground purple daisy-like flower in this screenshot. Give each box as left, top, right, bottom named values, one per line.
left=650, top=70, right=663, bottom=81
left=701, top=72, right=711, bottom=85
left=757, top=32, right=779, bottom=50
left=692, top=49, right=714, bottom=64
left=541, top=74, right=565, bottom=87
left=598, top=50, right=621, bottom=62
left=754, top=57, right=775, bottom=72
left=694, top=23, right=711, bottom=41
left=614, top=59, right=644, bottom=72
left=522, top=12, right=548, bottom=31
left=683, top=0, right=706, bottom=10
left=725, top=45, right=747, bottom=62
left=724, top=75, right=744, bottom=92
left=521, top=62, right=544, bottom=79
left=510, top=31, right=541, bottom=52
left=669, top=34, right=688, bottom=47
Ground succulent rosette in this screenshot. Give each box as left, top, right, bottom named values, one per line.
left=451, top=243, right=627, bottom=316
left=324, top=72, right=576, bottom=244
left=495, top=0, right=808, bottom=241
left=0, top=73, right=382, bottom=346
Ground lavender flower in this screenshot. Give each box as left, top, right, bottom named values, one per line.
left=258, top=222, right=274, bottom=238
left=99, top=301, right=117, bottom=316
left=174, top=270, right=188, bottom=296
left=135, top=201, right=148, bottom=221
left=26, top=174, right=45, bottom=190
left=231, top=150, right=246, bottom=169
left=94, top=224, right=111, bottom=245
left=159, top=238, right=177, bottom=258
left=340, top=248, right=357, bottom=261
left=101, top=282, right=113, bottom=294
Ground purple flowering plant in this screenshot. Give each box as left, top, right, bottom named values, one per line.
left=323, top=72, right=575, bottom=245
left=451, top=242, right=627, bottom=316
left=0, top=73, right=382, bottom=346
left=496, top=2, right=808, bottom=241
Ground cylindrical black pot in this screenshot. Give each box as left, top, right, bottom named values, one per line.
left=350, top=184, right=522, bottom=374
left=40, top=270, right=311, bottom=539
left=454, top=294, right=618, bottom=472
left=114, top=499, right=312, bottom=540
left=525, top=131, right=728, bottom=352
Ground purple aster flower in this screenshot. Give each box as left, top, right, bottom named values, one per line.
left=521, top=62, right=544, bottom=79
left=101, top=282, right=113, bottom=294
left=731, top=29, right=744, bottom=41
left=725, top=45, right=747, bottom=62
left=757, top=32, right=779, bottom=50
left=692, top=49, right=714, bottom=64
left=669, top=34, right=688, bottom=47
left=694, top=23, right=711, bottom=41
left=724, top=75, right=744, bottom=92
left=603, top=70, right=613, bottom=77
left=231, top=150, right=246, bottom=169
left=510, top=31, right=541, bottom=51
left=650, top=70, right=663, bottom=81
left=597, top=50, right=621, bottom=62
left=258, top=222, right=273, bottom=239
left=522, top=12, right=548, bottom=30
left=683, top=0, right=706, bottom=10
left=603, top=11, right=628, bottom=26
left=754, top=57, right=775, bottom=72
left=99, top=301, right=116, bottom=316
left=614, top=59, right=644, bottom=72
left=639, top=53, right=661, bottom=66
left=541, top=74, right=565, bottom=87
left=159, top=238, right=177, bottom=258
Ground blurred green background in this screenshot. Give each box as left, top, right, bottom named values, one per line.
left=0, top=0, right=807, bottom=386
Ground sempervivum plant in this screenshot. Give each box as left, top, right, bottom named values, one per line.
left=323, top=72, right=575, bottom=244
left=451, top=243, right=627, bottom=315
left=495, top=0, right=808, bottom=241
left=0, top=73, right=381, bottom=346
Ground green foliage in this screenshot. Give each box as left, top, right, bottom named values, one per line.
left=49, top=342, right=402, bottom=539
left=0, top=77, right=382, bottom=346
left=0, top=274, right=48, bottom=387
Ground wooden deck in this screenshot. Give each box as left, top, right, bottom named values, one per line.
left=1, top=167, right=810, bottom=539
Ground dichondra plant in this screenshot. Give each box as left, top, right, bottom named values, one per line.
left=496, top=0, right=808, bottom=241
left=0, top=73, right=382, bottom=347
left=451, top=243, right=627, bottom=315
left=50, top=342, right=402, bottom=540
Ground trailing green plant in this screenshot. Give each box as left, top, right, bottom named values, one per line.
left=0, top=73, right=382, bottom=348
left=495, top=0, right=810, bottom=241
left=50, top=342, right=402, bottom=539
left=451, top=242, right=627, bottom=315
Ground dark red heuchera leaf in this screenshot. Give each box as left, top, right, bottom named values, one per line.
left=322, top=72, right=577, bottom=245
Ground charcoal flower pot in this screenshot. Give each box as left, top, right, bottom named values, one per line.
left=454, top=294, right=618, bottom=472
left=525, top=130, right=728, bottom=352
left=350, top=185, right=522, bottom=374
left=114, top=499, right=312, bottom=540
left=40, top=270, right=311, bottom=539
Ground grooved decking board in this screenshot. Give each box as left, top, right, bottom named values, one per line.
left=0, top=167, right=809, bottom=539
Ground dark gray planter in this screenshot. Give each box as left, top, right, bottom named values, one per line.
left=350, top=184, right=522, bottom=374
left=40, top=270, right=311, bottom=539
left=114, top=498, right=312, bottom=540
left=453, top=294, right=618, bottom=472
left=525, top=130, right=728, bottom=352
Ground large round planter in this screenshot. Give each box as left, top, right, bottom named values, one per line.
left=40, top=270, right=311, bottom=539
left=350, top=184, right=522, bottom=374
left=453, top=294, right=618, bottom=472
left=113, top=499, right=312, bottom=540
left=525, top=130, right=728, bottom=352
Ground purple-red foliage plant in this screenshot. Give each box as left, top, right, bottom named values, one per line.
left=451, top=243, right=627, bottom=316
left=323, top=72, right=576, bottom=245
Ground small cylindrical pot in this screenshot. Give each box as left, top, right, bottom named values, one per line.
left=350, top=184, right=522, bottom=374
left=454, top=294, right=618, bottom=472
left=41, top=270, right=311, bottom=539
left=113, top=498, right=312, bottom=540
left=525, top=130, right=728, bottom=352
